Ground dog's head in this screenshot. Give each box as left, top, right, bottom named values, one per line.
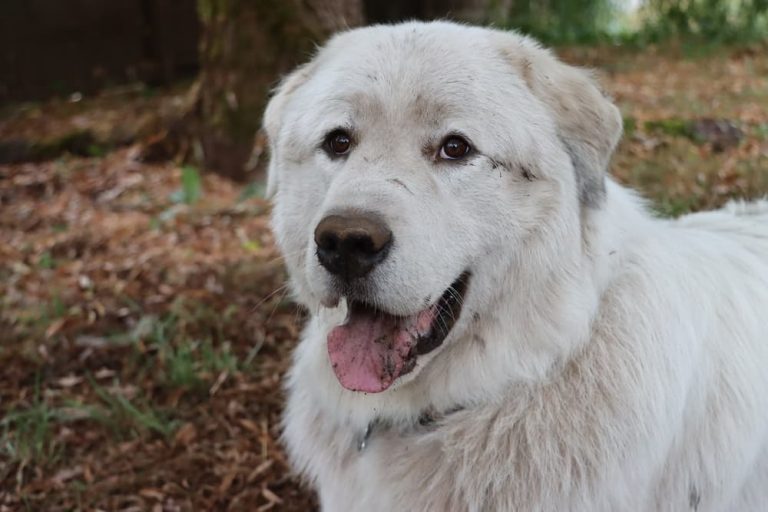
left=264, top=22, right=621, bottom=394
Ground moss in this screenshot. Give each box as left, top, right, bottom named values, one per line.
left=644, top=118, right=691, bottom=137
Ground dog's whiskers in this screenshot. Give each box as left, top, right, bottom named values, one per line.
left=433, top=302, right=454, bottom=336
left=446, top=286, right=465, bottom=308
left=249, top=282, right=291, bottom=314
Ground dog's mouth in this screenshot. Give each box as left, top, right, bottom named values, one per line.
left=327, top=272, right=470, bottom=393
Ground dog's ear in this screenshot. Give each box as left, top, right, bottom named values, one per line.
left=262, top=63, right=315, bottom=198
left=497, top=35, right=622, bottom=208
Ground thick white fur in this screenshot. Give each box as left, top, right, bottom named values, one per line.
left=265, top=22, right=768, bottom=511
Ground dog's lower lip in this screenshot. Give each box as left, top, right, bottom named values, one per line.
left=415, top=271, right=471, bottom=355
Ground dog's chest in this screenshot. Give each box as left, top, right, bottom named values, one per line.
left=283, top=382, right=454, bottom=510
left=334, top=431, right=459, bottom=510
left=287, top=412, right=412, bottom=509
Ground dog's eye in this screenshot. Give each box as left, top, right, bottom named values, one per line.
left=439, top=136, right=471, bottom=160
left=325, top=130, right=352, bottom=156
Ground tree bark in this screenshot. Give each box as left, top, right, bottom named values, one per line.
left=196, top=0, right=363, bottom=181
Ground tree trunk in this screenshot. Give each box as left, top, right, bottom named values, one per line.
left=196, top=0, right=363, bottom=181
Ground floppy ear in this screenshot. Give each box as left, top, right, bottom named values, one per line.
left=497, top=35, right=622, bottom=208
left=262, top=63, right=316, bottom=198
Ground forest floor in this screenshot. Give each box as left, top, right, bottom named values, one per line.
left=1, top=43, right=767, bottom=511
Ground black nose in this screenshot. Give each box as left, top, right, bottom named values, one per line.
left=314, top=212, right=393, bottom=280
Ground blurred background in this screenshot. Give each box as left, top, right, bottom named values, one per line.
left=1, top=1, right=766, bottom=510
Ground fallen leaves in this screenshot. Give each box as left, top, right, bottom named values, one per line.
left=0, top=140, right=311, bottom=509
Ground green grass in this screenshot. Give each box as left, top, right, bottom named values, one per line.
left=46, top=294, right=67, bottom=321
left=37, top=251, right=55, bottom=269
left=755, top=123, right=768, bottom=140
left=2, top=302, right=240, bottom=467
left=129, top=305, right=242, bottom=389
left=170, top=165, right=203, bottom=205
left=1, top=375, right=62, bottom=464
left=1, top=373, right=179, bottom=467
left=652, top=196, right=701, bottom=218
left=164, top=338, right=238, bottom=387
left=89, top=378, right=178, bottom=439
left=156, top=165, right=205, bottom=225
left=644, top=119, right=692, bottom=138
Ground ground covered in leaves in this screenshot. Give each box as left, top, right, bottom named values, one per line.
left=1, top=44, right=767, bottom=511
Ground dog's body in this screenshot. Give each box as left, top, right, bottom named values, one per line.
left=264, top=22, right=768, bottom=511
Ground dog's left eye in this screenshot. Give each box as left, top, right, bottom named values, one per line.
left=439, top=136, right=471, bottom=160
left=325, top=129, right=353, bottom=157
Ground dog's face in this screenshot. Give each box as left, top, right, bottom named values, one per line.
left=265, top=23, right=621, bottom=394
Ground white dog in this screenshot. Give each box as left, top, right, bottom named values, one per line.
left=264, top=21, right=768, bottom=511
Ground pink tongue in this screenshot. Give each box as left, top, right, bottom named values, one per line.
left=327, top=306, right=434, bottom=393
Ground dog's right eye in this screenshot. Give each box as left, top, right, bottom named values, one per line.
left=325, top=130, right=352, bottom=157
left=439, top=135, right=471, bottom=161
